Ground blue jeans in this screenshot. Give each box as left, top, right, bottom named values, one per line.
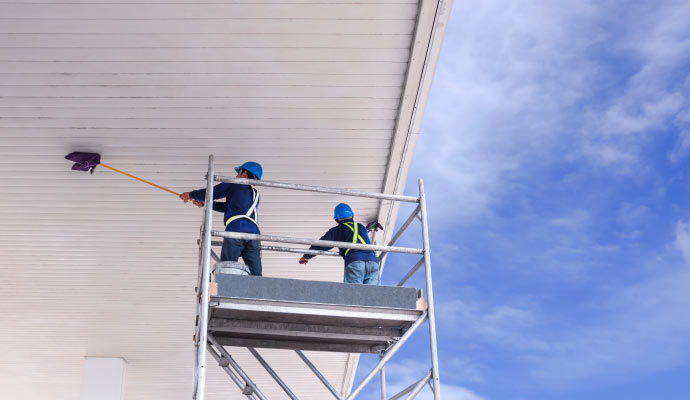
left=221, top=238, right=262, bottom=276
left=344, top=260, right=380, bottom=285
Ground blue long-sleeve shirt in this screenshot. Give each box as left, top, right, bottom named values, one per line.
left=303, top=218, right=378, bottom=265
left=190, top=183, right=260, bottom=234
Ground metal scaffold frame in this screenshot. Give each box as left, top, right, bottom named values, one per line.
left=193, top=155, right=441, bottom=400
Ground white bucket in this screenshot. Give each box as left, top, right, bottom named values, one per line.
left=213, top=261, right=250, bottom=276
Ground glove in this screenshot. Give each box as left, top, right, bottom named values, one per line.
left=299, top=257, right=309, bottom=264
left=366, top=221, right=383, bottom=232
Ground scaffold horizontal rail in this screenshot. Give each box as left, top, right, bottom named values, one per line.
left=211, top=298, right=421, bottom=326
left=213, top=337, right=385, bottom=354
left=209, top=240, right=340, bottom=257
left=214, top=176, right=420, bottom=203
left=209, top=319, right=403, bottom=342
left=211, top=231, right=424, bottom=255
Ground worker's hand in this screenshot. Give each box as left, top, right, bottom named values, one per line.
left=299, top=257, right=309, bottom=265
left=181, top=192, right=204, bottom=208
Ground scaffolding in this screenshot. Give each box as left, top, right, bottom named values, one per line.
left=193, top=155, right=441, bottom=400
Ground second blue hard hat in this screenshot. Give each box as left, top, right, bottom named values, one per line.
left=334, top=203, right=354, bottom=220
left=235, top=161, right=263, bottom=180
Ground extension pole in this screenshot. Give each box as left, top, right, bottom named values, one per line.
left=99, top=163, right=181, bottom=196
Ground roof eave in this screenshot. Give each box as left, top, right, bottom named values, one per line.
left=341, top=0, right=454, bottom=395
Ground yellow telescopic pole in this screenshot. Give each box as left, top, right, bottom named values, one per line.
left=99, top=163, right=181, bottom=197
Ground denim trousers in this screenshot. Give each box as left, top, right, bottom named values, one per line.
left=344, top=260, right=380, bottom=285
left=221, top=238, right=262, bottom=276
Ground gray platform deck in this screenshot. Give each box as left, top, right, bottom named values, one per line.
left=209, top=275, right=422, bottom=353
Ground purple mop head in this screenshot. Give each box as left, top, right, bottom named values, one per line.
left=65, top=151, right=101, bottom=174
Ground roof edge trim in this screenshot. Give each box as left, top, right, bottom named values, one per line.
left=375, top=0, right=454, bottom=243
left=341, top=0, right=454, bottom=395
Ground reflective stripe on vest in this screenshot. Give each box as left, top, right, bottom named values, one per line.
left=225, top=186, right=259, bottom=227
left=343, top=221, right=367, bottom=256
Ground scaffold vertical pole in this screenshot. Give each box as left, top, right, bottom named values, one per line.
left=419, top=178, right=441, bottom=399
left=195, top=155, right=215, bottom=400
left=380, top=354, right=387, bottom=400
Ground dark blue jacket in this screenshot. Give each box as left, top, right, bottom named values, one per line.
left=190, top=183, right=260, bottom=234
left=304, top=218, right=378, bottom=265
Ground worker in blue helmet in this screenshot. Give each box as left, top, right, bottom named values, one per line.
left=299, top=203, right=380, bottom=285
left=180, top=161, right=264, bottom=276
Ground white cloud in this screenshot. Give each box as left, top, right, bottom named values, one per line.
left=527, top=265, right=690, bottom=386
left=416, top=0, right=599, bottom=223
left=472, top=219, right=690, bottom=386
left=669, top=130, right=690, bottom=163
left=596, top=92, right=684, bottom=137
left=427, top=215, right=690, bottom=389
left=674, top=217, right=690, bottom=265
left=437, top=295, right=549, bottom=351
left=576, top=0, right=690, bottom=167
left=401, top=0, right=690, bottom=394
left=415, top=0, right=690, bottom=224
left=416, top=384, right=486, bottom=400
left=375, top=359, right=486, bottom=400
left=549, top=210, right=590, bottom=229
left=579, top=141, right=637, bottom=167
left=617, top=202, right=650, bottom=225
left=444, top=356, right=485, bottom=384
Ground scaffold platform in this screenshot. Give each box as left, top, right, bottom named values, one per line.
left=209, top=275, right=422, bottom=354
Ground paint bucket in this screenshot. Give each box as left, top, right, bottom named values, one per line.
left=213, top=261, right=250, bottom=276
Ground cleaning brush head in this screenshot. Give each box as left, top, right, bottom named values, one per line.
left=65, top=152, right=101, bottom=174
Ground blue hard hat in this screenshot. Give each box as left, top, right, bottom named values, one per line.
left=235, top=161, right=263, bottom=180
left=334, top=203, right=354, bottom=220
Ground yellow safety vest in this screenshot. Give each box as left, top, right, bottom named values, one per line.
left=342, top=221, right=367, bottom=256
left=225, top=186, right=259, bottom=227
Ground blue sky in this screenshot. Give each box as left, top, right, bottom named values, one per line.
left=354, top=1, right=690, bottom=399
